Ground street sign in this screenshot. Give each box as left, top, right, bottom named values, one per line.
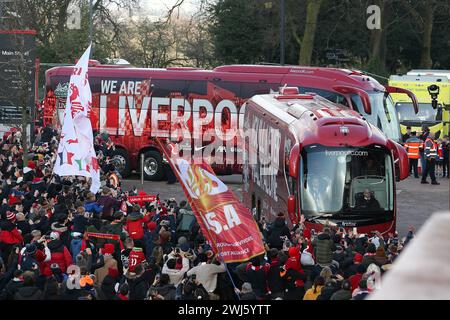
left=0, top=30, right=36, bottom=124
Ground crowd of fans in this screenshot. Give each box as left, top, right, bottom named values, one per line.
left=0, top=125, right=415, bottom=300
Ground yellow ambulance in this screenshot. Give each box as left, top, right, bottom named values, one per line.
left=389, top=71, right=450, bottom=139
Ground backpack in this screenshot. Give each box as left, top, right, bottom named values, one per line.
left=20, top=253, right=39, bottom=271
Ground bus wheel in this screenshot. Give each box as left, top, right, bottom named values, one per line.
left=143, top=151, right=165, bottom=181
left=112, top=148, right=131, bottom=178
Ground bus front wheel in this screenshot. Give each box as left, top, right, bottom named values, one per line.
left=143, top=151, right=165, bottom=181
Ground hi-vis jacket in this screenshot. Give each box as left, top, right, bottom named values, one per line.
left=424, top=138, right=438, bottom=160
left=404, top=136, right=422, bottom=159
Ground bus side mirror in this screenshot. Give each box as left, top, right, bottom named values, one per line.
left=387, top=139, right=409, bottom=181
left=289, top=143, right=301, bottom=178
left=333, top=85, right=372, bottom=115
left=287, top=195, right=296, bottom=216
left=384, top=85, right=419, bottom=114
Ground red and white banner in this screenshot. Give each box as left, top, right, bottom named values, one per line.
left=53, top=45, right=100, bottom=193
left=156, top=139, right=265, bottom=263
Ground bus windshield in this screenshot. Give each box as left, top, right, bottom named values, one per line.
left=299, top=145, right=394, bottom=219
left=396, top=102, right=441, bottom=124
left=351, top=92, right=401, bottom=142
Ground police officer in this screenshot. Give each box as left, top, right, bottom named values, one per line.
left=418, top=126, right=430, bottom=175
left=404, top=131, right=421, bottom=178
left=421, top=131, right=440, bottom=185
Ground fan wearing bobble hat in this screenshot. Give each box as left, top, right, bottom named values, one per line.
left=45, top=231, right=72, bottom=273
left=0, top=211, right=24, bottom=261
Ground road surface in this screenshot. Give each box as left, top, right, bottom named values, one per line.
left=122, top=174, right=449, bottom=238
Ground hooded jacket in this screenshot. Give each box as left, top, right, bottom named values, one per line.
left=0, top=220, right=23, bottom=245
left=267, top=218, right=290, bottom=250
left=284, top=247, right=305, bottom=287
left=101, top=274, right=119, bottom=300
left=266, top=258, right=284, bottom=295
left=46, top=239, right=72, bottom=273
left=314, top=233, right=335, bottom=266
left=125, top=212, right=147, bottom=240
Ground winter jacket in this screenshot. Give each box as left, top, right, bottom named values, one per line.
left=241, top=292, right=257, bottom=300
left=317, top=282, right=340, bottom=300
left=0, top=220, right=23, bottom=245
left=97, top=196, right=120, bottom=219
left=156, top=284, right=176, bottom=300
left=14, top=286, right=43, bottom=300
left=101, top=275, right=119, bottom=300
left=303, top=285, right=323, bottom=300
left=46, top=239, right=72, bottom=273
left=125, top=212, right=146, bottom=240
left=362, top=253, right=378, bottom=268
left=162, top=253, right=189, bottom=287
left=51, top=222, right=70, bottom=249
left=186, top=262, right=226, bottom=292
left=349, top=273, right=363, bottom=293
left=94, top=256, right=118, bottom=287
left=314, top=233, right=335, bottom=266
left=245, top=264, right=269, bottom=298
left=266, top=258, right=284, bottom=295
left=330, top=289, right=352, bottom=300
left=72, top=215, right=89, bottom=234
left=284, top=247, right=305, bottom=287
left=84, top=201, right=103, bottom=215
left=267, top=218, right=290, bottom=250
left=16, top=220, right=31, bottom=236
left=0, top=279, right=23, bottom=300
left=70, top=238, right=83, bottom=263
left=128, top=274, right=149, bottom=300
left=176, top=208, right=196, bottom=232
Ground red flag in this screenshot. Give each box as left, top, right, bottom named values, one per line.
left=156, top=139, right=265, bottom=263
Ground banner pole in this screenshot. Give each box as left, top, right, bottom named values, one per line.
left=155, top=138, right=242, bottom=299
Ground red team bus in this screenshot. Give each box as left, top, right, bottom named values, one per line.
left=242, top=87, right=409, bottom=234
left=43, top=63, right=417, bottom=180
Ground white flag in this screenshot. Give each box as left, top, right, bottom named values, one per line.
left=53, top=45, right=101, bottom=193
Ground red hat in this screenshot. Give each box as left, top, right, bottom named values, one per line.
left=32, top=177, right=42, bottom=183
left=353, top=252, right=363, bottom=264
left=27, top=160, right=36, bottom=169
left=288, top=247, right=300, bottom=258
left=6, top=211, right=16, bottom=222
left=147, top=221, right=157, bottom=232
left=102, top=243, right=115, bottom=255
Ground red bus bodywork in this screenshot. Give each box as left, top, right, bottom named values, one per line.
left=242, top=88, right=409, bottom=235
left=43, top=63, right=410, bottom=180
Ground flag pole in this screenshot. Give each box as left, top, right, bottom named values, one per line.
left=155, top=138, right=241, bottom=300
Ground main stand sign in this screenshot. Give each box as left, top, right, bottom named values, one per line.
left=0, top=30, right=36, bottom=125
